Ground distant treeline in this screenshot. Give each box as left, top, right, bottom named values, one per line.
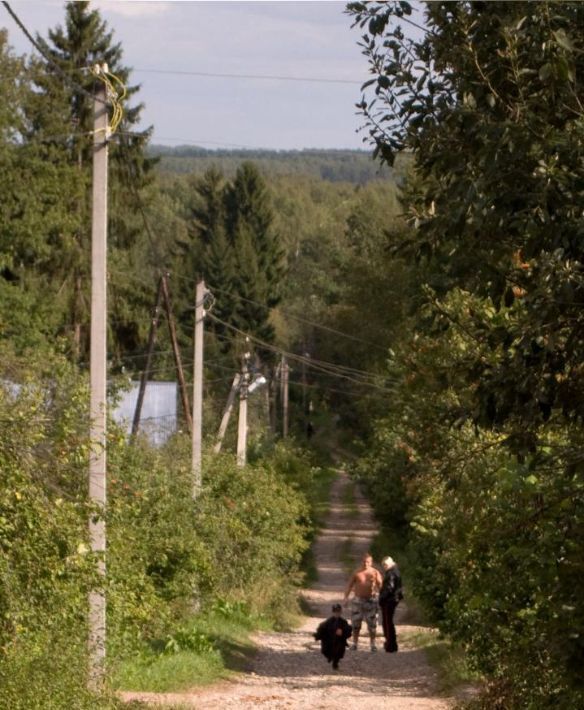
left=149, top=145, right=410, bottom=184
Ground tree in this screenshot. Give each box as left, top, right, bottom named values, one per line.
left=347, top=2, right=584, bottom=706
left=23, top=1, right=154, bottom=360
left=184, top=163, right=286, bottom=345
left=0, top=29, right=81, bottom=354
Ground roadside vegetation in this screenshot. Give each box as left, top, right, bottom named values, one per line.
left=2, top=2, right=583, bottom=709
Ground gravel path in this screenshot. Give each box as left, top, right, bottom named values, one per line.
left=122, top=471, right=453, bottom=709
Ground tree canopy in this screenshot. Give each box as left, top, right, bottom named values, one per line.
left=347, top=2, right=584, bottom=706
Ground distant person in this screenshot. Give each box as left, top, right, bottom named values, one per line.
left=314, top=603, right=353, bottom=671
left=343, top=552, right=383, bottom=651
left=379, top=555, right=403, bottom=653
left=306, top=420, right=315, bottom=439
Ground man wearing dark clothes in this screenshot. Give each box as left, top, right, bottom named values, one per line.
left=379, top=555, right=403, bottom=653
left=314, top=603, right=353, bottom=670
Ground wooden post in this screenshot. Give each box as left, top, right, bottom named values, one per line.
left=237, top=349, right=251, bottom=466
left=214, top=373, right=241, bottom=453
left=282, top=356, right=289, bottom=438
left=161, top=273, right=193, bottom=434
left=269, top=362, right=280, bottom=435
left=131, top=277, right=163, bottom=438
left=88, top=77, right=108, bottom=690
left=192, top=279, right=205, bottom=496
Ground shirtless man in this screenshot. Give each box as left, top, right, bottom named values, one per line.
left=343, top=552, right=383, bottom=651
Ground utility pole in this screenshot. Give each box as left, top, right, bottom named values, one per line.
left=237, top=345, right=251, bottom=466
left=131, top=277, right=163, bottom=438
left=269, top=361, right=281, bottom=435
left=192, top=279, right=206, bottom=496
left=88, top=75, right=108, bottom=690
left=301, top=346, right=307, bottom=420
left=161, top=273, right=192, bottom=434
left=214, top=373, right=241, bottom=454
left=281, top=355, right=289, bottom=438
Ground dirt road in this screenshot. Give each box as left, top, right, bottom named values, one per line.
left=123, top=471, right=454, bottom=709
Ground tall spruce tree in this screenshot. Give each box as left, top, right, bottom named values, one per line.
left=226, top=162, right=286, bottom=309
left=0, top=30, right=81, bottom=353
left=24, top=1, right=154, bottom=361
left=185, top=163, right=286, bottom=346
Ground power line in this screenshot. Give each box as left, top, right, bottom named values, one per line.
left=171, top=272, right=388, bottom=353
left=111, top=268, right=388, bottom=360
left=132, top=67, right=363, bottom=86
left=207, top=327, right=386, bottom=384
left=207, top=313, right=396, bottom=395
left=1, top=2, right=109, bottom=108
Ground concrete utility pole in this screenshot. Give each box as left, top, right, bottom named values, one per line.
left=214, top=373, right=241, bottom=454
left=237, top=346, right=251, bottom=466
left=281, top=355, right=289, bottom=438
left=88, top=77, right=108, bottom=690
left=192, top=279, right=206, bottom=495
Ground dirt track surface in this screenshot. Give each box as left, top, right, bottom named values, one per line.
left=122, top=471, right=453, bottom=709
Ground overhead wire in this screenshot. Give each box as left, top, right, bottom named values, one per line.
left=90, top=65, right=126, bottom=135
left=206, top=327, right=378, bottom=379
left=205, top=311, right=389, bottom=381
left=2, top=1, right=108, bottom=108
left=111, top=268, right=389, bottom=362
left=131, top=67, right=363, bottom=85
left=171, top=271, right=389, bottom=353
left=206, top=313, right=396, bottom=395
left=3, top=2, right=391, bottom=400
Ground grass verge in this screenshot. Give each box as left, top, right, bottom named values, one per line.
left=112, top=607, right=270, bottom=693
left=400, top=628, right=480, bottom=695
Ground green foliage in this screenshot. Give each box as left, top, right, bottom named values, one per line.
left=0, top=3, right=155, bottom=362
left=0, top=342, right=320, bottom=705
left=0, top=351, right=98, bottom=708
left=194, top=452, right=309, bottom=617
left=180, top=162, right=285, bottom=345
left=345, top=2, right=584, bottom=706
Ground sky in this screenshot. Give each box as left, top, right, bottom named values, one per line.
left=2, top=0, right=377, bottom=151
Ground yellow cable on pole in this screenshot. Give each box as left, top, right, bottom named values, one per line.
left=90, top=63, right=126, bottom=136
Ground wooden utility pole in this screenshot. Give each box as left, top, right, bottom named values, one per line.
left=281, top=355, right=289, bottom=438
left=301, top=348, right=307, bottom=420
left=192, top=279, right=206, bottom=496
left=214, top=373, right=241, bottom=454
left=268, top=362, right=280, bottom=435
left=237, top=348, right=251, bottom=466
left=131, top=277, right=163, bottom=438
left=88, top=77, right=108, bottom=690
left=161, top=273, right=193, bottom=434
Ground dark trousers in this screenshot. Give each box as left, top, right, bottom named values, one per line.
left=380, top=600, right=398, bottom=652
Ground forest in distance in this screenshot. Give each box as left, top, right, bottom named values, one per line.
left=1, top=2, right=584, bottom=709
left=148, top=144, right=404, bottom=183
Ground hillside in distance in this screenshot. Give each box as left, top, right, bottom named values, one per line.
left=149, top=145, right=409, bottom=184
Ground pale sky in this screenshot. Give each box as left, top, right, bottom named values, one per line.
left=2, top=0, right=379, bottom=151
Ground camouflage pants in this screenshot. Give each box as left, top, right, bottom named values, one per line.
left=351, top=597, right=378, bottom=633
